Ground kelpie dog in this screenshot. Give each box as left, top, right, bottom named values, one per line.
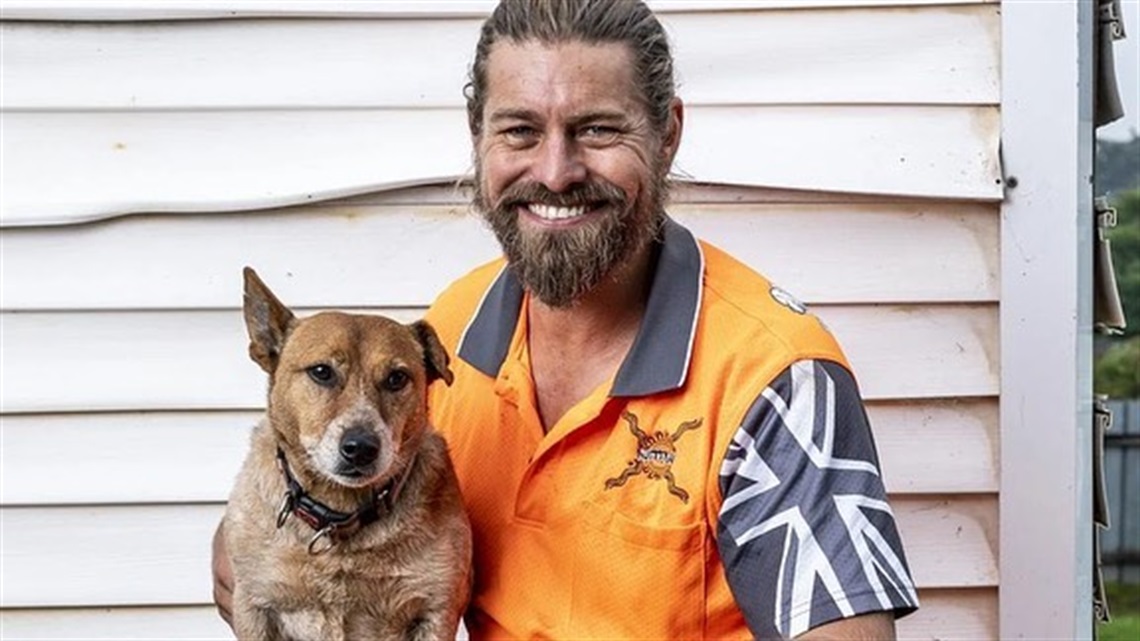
left=224, top=268, right=471, bottom=640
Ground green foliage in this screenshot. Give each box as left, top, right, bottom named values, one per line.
left=1096, top=189, right=1140, bottom=396
left=1106, top=189, right=1140, bottom=339
left=1100, top=582, right=1140, bottom=641
left=1100, top=615, right=1140, bottom=641
left=1096, top=135, right=1140, bottom=196
left=1095, top=337, right=1140, bottom=397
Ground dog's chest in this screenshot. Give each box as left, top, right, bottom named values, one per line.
left=268, top=547, right=428, bottom=640
left=275, top=606, right=406, bottom=641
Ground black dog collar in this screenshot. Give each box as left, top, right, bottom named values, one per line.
left=274, top=447, right=414, bottom=554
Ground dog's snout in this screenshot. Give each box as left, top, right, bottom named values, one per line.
left=339, top=426, right=381, bottom=467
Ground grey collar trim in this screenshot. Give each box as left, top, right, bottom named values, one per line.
left=456, top=217, right=704, bottom=397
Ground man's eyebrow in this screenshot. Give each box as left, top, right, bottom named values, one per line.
left=569, top=110, right=629, bottom=125
left=486, top=109, right=632, bottom=125
left=488, top=108, right=540, bottom=123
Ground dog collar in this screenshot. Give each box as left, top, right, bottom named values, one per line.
left=274, top=447, right=415, bottom=554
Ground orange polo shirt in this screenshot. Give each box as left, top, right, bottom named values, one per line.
left=425, top=218, right=916, bottom=640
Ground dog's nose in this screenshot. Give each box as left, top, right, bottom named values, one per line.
left=339, top=427, right=380, bottom=468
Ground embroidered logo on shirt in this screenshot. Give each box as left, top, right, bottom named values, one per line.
left=604, top=411, right=703, bottom=503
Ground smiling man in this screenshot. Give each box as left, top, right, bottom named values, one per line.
left=215, top=1, right=918, bottom=638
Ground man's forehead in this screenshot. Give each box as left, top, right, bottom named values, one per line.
left=482, top=39, right=640, bottom=111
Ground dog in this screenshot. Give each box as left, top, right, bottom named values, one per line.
left=224, top=267, right=472, bottom=640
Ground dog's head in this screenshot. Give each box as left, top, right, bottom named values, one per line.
left=242, top=267, right=453, bottom=489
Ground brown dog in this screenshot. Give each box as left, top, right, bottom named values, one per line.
left=224, top=268, right=472, bottom=640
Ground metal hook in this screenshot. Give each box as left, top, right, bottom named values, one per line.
left=307, top=526, right=336, bottom=555
left=276, top=492, right=293, bottom=529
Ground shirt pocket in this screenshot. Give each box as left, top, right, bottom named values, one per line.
left=568, top=499, right=708, bottom=640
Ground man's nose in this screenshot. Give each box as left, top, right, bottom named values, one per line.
left=532, top=133, right=586, bottom=193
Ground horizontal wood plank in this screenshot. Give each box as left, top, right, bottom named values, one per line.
left=0, top=0, right=999, bottom=21
left=869, top=398, right=998, bottom=494
left=0, top=105, right=1002, bottom=226
left=0, top=496, right=995, bottom=607
left=310, top=181, right=992, bottom=207
left=1, top=6, right=998, bottom=110
left=893, top=494, right=998, bottom=589
left=897, top=587, right=997, bottom=640
left=0, top=399, right=996, bottom=505
left=0, top=201, right=999, bottom=310
left=0, top=606, right=237, bottom=641
left=0, top=587, right=996, bottom=640
left=0, top=304, right=997, bottom=413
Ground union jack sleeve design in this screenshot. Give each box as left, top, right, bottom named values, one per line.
left=717, top=360, right=918, bottom=639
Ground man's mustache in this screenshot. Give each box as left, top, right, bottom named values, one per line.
left=493, top=181, right=628, bottom=212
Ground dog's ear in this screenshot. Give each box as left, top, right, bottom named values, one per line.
left=409, top=320, right=454, bottom=386
left=242, top=267, right=296, bottom=374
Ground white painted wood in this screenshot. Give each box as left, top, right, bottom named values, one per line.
left=678, top=105, right=1002, bottom=201
left=895, top=494, right=997, bottom=589
left=2, top=504, right=226, bottom=608
left=0, top=201, right=999, bottom=310
left=0, top=1, right=1007, bottom=633
left=0, top=0, right=998, bottom=21
left=0, top=7, right=998, bottom=110
left=0, top=412, right=256, bottom=505
left=870, top=399, right=999, bottom=494
left=0, top=588, right=995, bottom=640
left=818, top=304, right=999, bottom=400
left=0, top=110, right=472, bottom=226
left=0, top=105, right=1002, bottom=227
left=1000, top=1, right=1095, bottom=639
left=0, top=304, right=997, bottom=413
left=0, top=606, right=236, bottom=641
left=0, top=399, right=996, bottom=506
left=897, top=588, right=997, bottom=641
left=0, top=496, right=994, bottom=607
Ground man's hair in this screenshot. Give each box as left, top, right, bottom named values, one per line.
left=464, top=0, right=676, bottom=137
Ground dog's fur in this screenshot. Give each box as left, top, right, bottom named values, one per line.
left=224, top=268, right=472, bottom=641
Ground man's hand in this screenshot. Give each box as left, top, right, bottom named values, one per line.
left=211, top=519, right=235, bottom=628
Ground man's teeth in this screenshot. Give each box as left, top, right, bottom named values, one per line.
left=529, top=204, right=588, bottom=220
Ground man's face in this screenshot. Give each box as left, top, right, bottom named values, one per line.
left=473, top=40, right=674, bottom=307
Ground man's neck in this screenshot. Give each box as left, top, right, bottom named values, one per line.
left=528, top=239, right=656, bottom=347
left=525, top=239, right=658, bottom=431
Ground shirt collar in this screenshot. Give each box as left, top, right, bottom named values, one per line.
left=456, top=217, right=704, bottom=397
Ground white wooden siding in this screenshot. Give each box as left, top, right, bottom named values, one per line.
left=0, top=3, right=1002, bottom=225
left=0, top=0, right=998, bottom=21
left=1, top=200, right=999, bottom=309
left=0, top=303, right=997, bottom=413
left=0, top=1, right=1004, bottom=638
left=0, top=497, right=995, bottom=607
left=0, top=398, right=998, bottom=507
left=0, top=589, right=999, bottom=641
left=1, top=9, right=998, bottom=109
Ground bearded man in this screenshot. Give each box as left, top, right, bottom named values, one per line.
left=215, top=1, right=919, bottom=638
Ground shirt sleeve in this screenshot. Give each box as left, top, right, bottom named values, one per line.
left=716, top=359, right=919, bottom=640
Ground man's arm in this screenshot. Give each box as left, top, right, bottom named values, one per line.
left=796, top=611, right=896, bottom=640
left=212, top=519, right=235, bottom=628
left=716, top=359, right=918, bottom=640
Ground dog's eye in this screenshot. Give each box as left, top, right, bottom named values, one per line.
left=382, top=369, right=411, bottom=392
left=307, top=364, right=337, bottom=386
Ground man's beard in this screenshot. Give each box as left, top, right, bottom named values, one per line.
left=473, top=169, right=667, bottom=308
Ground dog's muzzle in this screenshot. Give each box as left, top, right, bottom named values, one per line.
left=337, top=425, right=381, bottom=476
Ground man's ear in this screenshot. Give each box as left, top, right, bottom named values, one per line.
left=410, top=320, right=455, bottom=386
left=242, top=267, right=295, bottom=374
left=661, top=97, right=685, bottom=168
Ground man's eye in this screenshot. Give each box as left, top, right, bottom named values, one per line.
left=579, top=125, right=621, bottom=145
left=382, top=369, right=411, bottom=392
left=502, top=126, right=538, bottom=143
left=306, top=364, right=337, bottom=386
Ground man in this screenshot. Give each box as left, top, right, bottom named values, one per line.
left=214, top=1, right=919, bottom=638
